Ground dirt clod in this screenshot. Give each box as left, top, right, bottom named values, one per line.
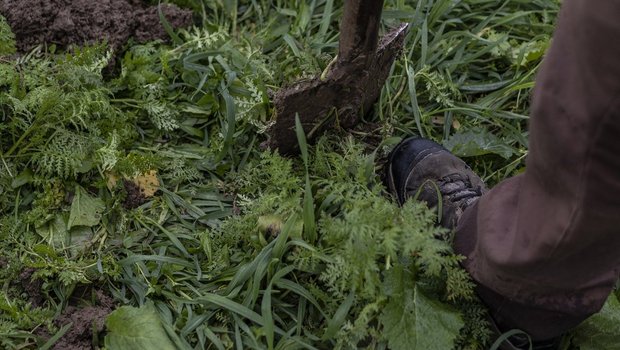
left=0, top=0, right=193, bottom=52
left=51, top=290, right=115, bottom=350
left=122, top=179, right=148, bottom=209
left=19, top=267, right=44, bottom=307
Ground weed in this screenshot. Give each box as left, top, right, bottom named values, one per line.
left=0, top=1, right=616, bottom=349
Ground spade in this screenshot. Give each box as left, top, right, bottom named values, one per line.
left=268, top=0, right=409, bottom=155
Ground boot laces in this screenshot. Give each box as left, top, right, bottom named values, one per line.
left=437, top=173, right=483, bottom=209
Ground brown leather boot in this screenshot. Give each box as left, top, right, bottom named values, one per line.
left=385, top=137, right=486, bottom=228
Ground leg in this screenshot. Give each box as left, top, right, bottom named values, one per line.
left=454, top=0, right=620, bottom=340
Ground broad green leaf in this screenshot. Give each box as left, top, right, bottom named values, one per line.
left=36, top=214, right=92, bottom=250
left=105, top=302, right=183, bottom=350
left=36, top=215, right=69, bottom=247
left=572, top=294, right=620, bottom=350
left=380, top=266, right=464, bottom=350
left=69, top=226, right=94, bottom=247
left=11, top=168, right=33, bottom=188
left=443, top=128, right=514, bottom=159
left=67, top=185, right=105, bottom=229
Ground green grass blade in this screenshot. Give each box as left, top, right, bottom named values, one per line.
left=118, top=254, right=195, bottom=269
left=275, top=278, right=326, bottom=318
left=201, top=326, right=226, bottom=350
left=158, top=2, right=182, bottom=45
left=197, top=293, right=266, bottom=325
left=273, top=215, right=297, bottom=259
left=143, top=216, right=190, bottom=258
left=302, top=176, right=316, bottom=244
left=420, top=19, right=428, bottom=67
left=261, top=285, right=274, bottom=350
left=322, top=291, right=355, bottom=340
left=317, top=0, right=334, bottom=44
left=226, top=241, right=275, bottom=295
left=282, top=34, right=301, bottom=57
left=39, top=323, right=72, bottom=350
left=219, top=86, right=237, bottom=161
left=295, top=113, right=309, bottom=167
left=406, top=63, right=424, bottom=137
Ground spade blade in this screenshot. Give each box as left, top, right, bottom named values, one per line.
left=269, top=23, right=409, bottom=155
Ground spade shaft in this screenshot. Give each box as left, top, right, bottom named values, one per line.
left=338, top=0, right=384, bottom=64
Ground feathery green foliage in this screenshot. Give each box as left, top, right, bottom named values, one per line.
left=0, top=0, right=615, bottom=349
left=0, top=14, right=15, bottom=55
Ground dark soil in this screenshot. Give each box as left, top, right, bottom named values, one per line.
left=122, top=179, right=147, bottom=209
left=19, top=267, right=45, bottom=307
left=0, top=0, right=193, bottom=52
left=50, top=289, right=115, bottom=350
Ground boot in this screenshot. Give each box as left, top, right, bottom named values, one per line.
left=385, top=137, right=562, bottom=350
left=385, top=137, right=486, bottom=228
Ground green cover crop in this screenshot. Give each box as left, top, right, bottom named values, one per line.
left=0, top=1, right=618, bottom=349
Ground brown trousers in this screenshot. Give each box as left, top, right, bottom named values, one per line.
left=454, top=0, right=620, bottom=341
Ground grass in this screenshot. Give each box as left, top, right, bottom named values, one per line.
left=0, top=0, right=618, bottom=349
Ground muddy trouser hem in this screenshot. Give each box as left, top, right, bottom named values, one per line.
left=453, top=0, right=620, bottom=341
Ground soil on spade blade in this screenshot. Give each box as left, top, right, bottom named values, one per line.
left=0, top=0, right=193, bottom=52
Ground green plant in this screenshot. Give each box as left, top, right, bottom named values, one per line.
left=0, top=14, right=15, bottom=55
left=1, top=0, right=617, bottom=349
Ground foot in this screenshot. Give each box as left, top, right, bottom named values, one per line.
left=385, top=137, right=486, bottom=228
left=386, top=137, right=561, bottom=350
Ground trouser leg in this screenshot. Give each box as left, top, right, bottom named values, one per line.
left=454, top=0, right=620, bottom=340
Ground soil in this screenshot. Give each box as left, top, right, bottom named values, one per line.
left=50, top=289, right=115, bottom=350
left=123, top=179, right=147, bottom=209
left=19, top=267, right=45, bottom=307
left=0, top=0, right=193, bottom=52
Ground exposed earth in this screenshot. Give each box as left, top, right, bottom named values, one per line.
left=0, top=0, right=193, bottom=52
left=50, top=289, right=115, bottom=350
left=20, top=269, right=115, bottom=349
